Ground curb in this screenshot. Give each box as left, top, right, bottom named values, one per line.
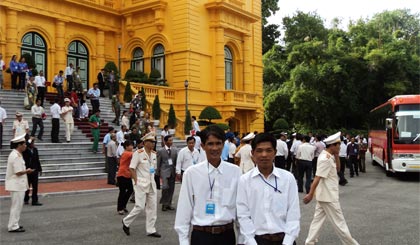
left=0, top=187, right=118, bottom=200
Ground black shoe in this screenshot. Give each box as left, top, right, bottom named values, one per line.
left=166, top=206, right=175, bottom=211
left=9, top=227, right=25, bottom=232
left=123, top=208, right=129, bottom=213
left=24, top=201, right=29, bottom=205
left=32, top=202, right=43, bottom=206
left=122, top=220, right=130, bottom=236
left=147, top=232, right=161, bottom=238
left=162, top=205, right=168, bottom=211
left=37, top=138, right=43, bottom=141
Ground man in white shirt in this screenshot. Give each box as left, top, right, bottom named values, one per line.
left=87, top=83, right=100, bottom=113
left=312, top=135, right=325, bottom=177
left=235, top=133, right=255, bottom=174
left=60, top=98, right=74, bottom=143
left=116, top=125, right=128, bottom=144
left=296, top=135, right=315, bottom=193
left=0, top=53, right=5, bottom=89
left=192, top=116, right=200, bottom=133
left=174, top=125, right=243, bottom=245
left=50, top=98, right=61, bottom=143
left=0, top=101, right=7, bottom=149
left=30, top=99, right=45, bottom=141
left=12, top=112, right=29, bottom=138
left=338, top=137, right=348, bottom=186
left=275, top=132, right=289, bottom=169
left=236, top=133, right=300, bottom=245
left=65, top=63, right=74, bottom=92
left=303, top=132, right=359, bottom=245
left=34, top=70, right=46, bottom=106
left=176, top=136, right=200, bottom=181
left=54, top=70, right=65, bottom=102
left=290, top=133, right=302, bottom=177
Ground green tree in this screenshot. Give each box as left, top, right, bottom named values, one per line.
left=262, top=0, right=280, bottom=54
left=123, top=81, right=132, bottom=103
left=199, top=106, right=222, bottom=123
left=152, top=95, right=161, bottom=120
left=167, top=104, right=177, bottom=129
left=184, top=110, right=192, bottom=135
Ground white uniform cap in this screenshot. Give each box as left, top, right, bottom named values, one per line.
left=323, top=131, right=341, bottom=145
left=141, top=133, right=156, bottom=142
left=292, top=132, right=297, bottom=136
left=11, top=134, right=26, bottom=143
left=15, top=111, right=23, bottom=117
left=64, top=98, right=71, bottom=102
left=242, top=132, right=255, bottom=141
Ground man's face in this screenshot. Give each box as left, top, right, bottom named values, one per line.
left=351, top=138, right=355, bottom=143
left=203, top=135, right=223, bottom=163
left=94, top=84, right=98, bottom=89
left=332, top=142, right=341, bottom=155
left=36, top=100, right=41, bottom=106
left=252, top=142, right=276, bottom=169
left=187, top=139, right=195, bottom=150
left=144, top=140, right=155, bottom=150
left=16, top=115, right=22, bottom=122
left=39, top=71, right=43, bottom=76
left=165, top=137, right=173, bottom=148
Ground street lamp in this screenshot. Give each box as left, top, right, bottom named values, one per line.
left=184, top=79, right=189, bottom=115
left=118, top=44, right=122, bottom=81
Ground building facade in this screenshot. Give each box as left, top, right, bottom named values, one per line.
left=0, top=0, right=264, bottom=133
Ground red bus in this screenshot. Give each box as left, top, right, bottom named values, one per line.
left=368, top=95, right=420, bottom=176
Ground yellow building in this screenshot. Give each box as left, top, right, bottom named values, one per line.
left=0, top=0, right=264, bottom=134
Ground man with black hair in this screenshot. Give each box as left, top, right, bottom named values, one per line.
left=237, top=133, right=300, bottom=245
left=303, top=132, right=359, bottom=245
left=23, top=138, right=43, bottom=206
left=157, top=135, right=178, bottom=211
left=175, top=125, right=243, bottom=245
left=296, top=135, right=315, bottom=193
left=176, top=136, right=200, bottom=181
left=50, top=98, right=61, bottom=143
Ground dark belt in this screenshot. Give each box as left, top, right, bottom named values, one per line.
left=192, top=222, right=234, bottom=234
left=255, top=232, right=285, bottom=242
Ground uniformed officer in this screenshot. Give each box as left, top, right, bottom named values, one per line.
left=6, top=134, right=34, bottom=232
left=122, top=133, right=161, bottom=238
left=303, top=132, right=359, bottom=245
left=174, top=125, right=244, bottom=245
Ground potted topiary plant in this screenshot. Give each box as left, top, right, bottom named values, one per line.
left=152, top=95, right=161, bottom=126
left=167, top=103, right=177, bottom=135
left=123, top=81, right=133, bottom=108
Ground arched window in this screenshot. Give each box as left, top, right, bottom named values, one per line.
left=131, top=48, right=144, bottom=72
left=224, top=46, right=233, bottom=90
left=67, top=40, right=89, bottom=89
left=21, top=32, right=47, bottom=77
left=151, top=44, right=165, bottom=79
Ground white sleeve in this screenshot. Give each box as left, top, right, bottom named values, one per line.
left=236, top=175, right=258, bottom=245
left=174, top=169, right=194, bottom=245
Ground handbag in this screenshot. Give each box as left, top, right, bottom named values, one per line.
left=24, top=96, right=29, bottom=107
left=52, top=82, right=57, bottom=88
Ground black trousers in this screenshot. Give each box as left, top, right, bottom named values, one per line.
left=117, top=176, right=133, bottom=211
left=191, top=229, right=235, bottom=245
left=312, top=157, right=318, bottom=177
left=11, top=72, right=18, bottom=89
left=24, top=171, right=39, bottom=204
left=31, top=117, right=44, bottom=139
left=51, top=118, right=60, bottom=142
left=98, top=82, right=105, bottom=97
left=91, top=99, right=100, bottom=113
left=37, top=87, right=46, bottom=106
left=18, top=72, right=26, bottom=90
left=255, top=235, right=296, bottom=245
left=297, top=160, right=313, bottom=193
left=274, top=156, right=286, bottom=169
left=107, top=157, right=117, bottom=184
left=348, top=155, right=359, bottom=176
left=66, top=75, right=73, bottom=91
left=160, top=174, right=175, bottom=206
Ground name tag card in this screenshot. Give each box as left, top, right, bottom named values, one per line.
left=149, top=167, right=155, bottom=174
left=205, top=200, right=215, bottom=216
left=168, top=159, right=173, bottom=165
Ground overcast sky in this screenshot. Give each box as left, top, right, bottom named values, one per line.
left=268, top=0, right=420, bottom=30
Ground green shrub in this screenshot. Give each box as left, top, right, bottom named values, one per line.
left=152, top=95, right=161, bottom=120
left=167, top=104, right=177, bottom=129
left=199, top=106, right=222, bottom=123
left=273, top=118, right=289, bottom=130
left=184, top=110, right=192, bottom=135
left=123, top=81, right=132, bottom=103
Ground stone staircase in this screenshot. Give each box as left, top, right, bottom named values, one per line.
left=0, top=90, right=106, bottom=183
left=0, top=90, right=186, bottom=183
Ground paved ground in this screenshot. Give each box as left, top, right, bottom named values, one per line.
left=0, top=155, right=419, bottom=245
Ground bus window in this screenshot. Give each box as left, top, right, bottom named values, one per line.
left=394, top=111, right=420, bottom=144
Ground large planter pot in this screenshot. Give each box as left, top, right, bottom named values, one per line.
left=169, top=129, right=176, bottom=135
left=153, top=120, right=160, bottom=127
left=124, top=102, right=131, bottom=109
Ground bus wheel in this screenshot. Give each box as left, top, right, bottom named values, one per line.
left=385, top=165, right=393, bottom=177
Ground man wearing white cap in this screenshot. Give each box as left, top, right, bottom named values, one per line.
left=122, top=134, right=161, bottom=238
left=61, top=98, right=74, bottom=143
left=6, top=134, right=34, bottom=232
left=12, top=112, right=29, bottom=138
left=235, top=132, right=255, bottom=174
left=303, top=132, right=359, bottom=245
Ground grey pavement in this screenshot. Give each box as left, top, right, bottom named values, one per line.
left=1, top=155, right=419, bottom=245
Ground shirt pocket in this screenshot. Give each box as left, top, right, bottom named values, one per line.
left=271, top=192, right=287, bottom=220
left=221, top=188, right=235, bottom=207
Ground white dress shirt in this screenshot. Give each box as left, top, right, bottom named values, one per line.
left=61, top=106, right=74, bottom=123
left=50, top=103, right=61, bottom=119
left=236, top=144, right=254, bottom=174
left=276, top=139, right=289, bottom=158
left=296, top=143, right=315, bottom=161
left=236, top=167, right=300, bottom=245
left=34, top=75, right=46, bottom=87
left=339, top=142, right=348, bottom=157
left=0, top=106, right=7, bottom=123
left=174, top=161, right=242, bottom=245
left=228, top=142, right=237, bottom=158
left=176, top=146, right=200, bottom=174
left=314, top=141, right=325, bottom=158
left=116, top=130, right=127, bottom=144
left=31, top=105, right=44, bottom=118
left=65, top=66, right=73, bottom=76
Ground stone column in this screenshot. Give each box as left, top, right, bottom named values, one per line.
left=243, top=34, right=251, bottom=92
left=215, top=27, right=225, bottom=92
left=55, top=20, right=66, bottom=72
left=96, top=30, right=105, bottom=71
left=5, top=8, right=19, bottom=64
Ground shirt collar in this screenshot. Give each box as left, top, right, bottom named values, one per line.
left=208, top=161, right=224, bottom=175
left=251, top=164, right=280, bottom=179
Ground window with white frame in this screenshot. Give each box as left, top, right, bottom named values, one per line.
left=224, top=46, right=233, bottom=90
left=131, top=48, right=144, bottom=72
left=151, top=44, right=165, bottom=79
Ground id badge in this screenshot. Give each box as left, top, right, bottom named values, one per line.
left=354, top=149, right=357, bottom=154
left=149, top=167, right=155, bottom=174
left=205, top=200, right=216, bottom=216
left=168, top=159, right=173, bottom=165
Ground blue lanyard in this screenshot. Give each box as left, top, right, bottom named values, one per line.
left=259, top=174, right=281, bottom=193
left=207, top=163, right=216, bottom=199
